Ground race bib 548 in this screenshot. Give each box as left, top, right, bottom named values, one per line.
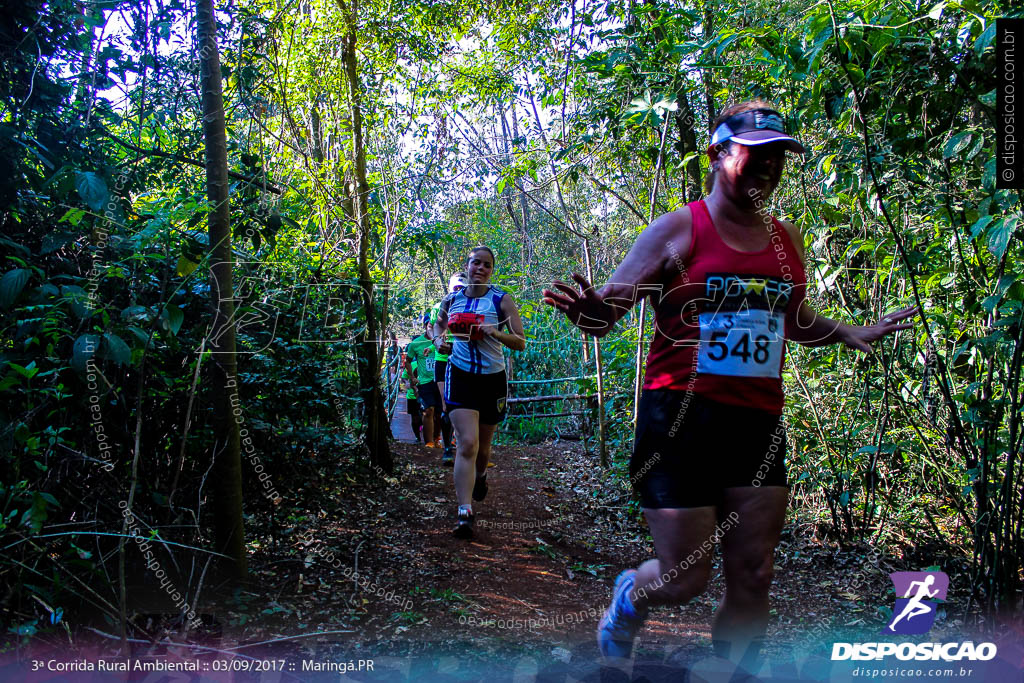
left=695, top=273, right=794, bottom=378
left=696, top=310, right=784, bottom=378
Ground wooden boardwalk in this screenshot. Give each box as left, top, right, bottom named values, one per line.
left=390, top=391, right=420, bottom=443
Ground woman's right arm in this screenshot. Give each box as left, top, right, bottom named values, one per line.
left=542, top=208, right=690, bottom=337
left=432, top=297, right=453, bottom=354
left=403, top=350, right=417, bottom=385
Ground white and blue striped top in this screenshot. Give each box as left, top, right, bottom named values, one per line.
left=447, top=285, right=507, bottom=374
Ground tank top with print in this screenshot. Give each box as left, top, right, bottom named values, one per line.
left=447, top=285, right=507, bottom=375
left=642, top=200, right=807, bottom=415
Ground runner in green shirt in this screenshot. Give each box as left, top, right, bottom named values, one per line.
left=403, top=358, right=422, bottom=443
left=404, top=315, right=441, bottom=448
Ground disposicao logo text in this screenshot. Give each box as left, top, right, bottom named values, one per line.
left=831, top=571, right=997, bottom=662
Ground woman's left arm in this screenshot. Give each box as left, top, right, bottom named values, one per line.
left=484, top=296, right=526, bottom=351
left=789, top=302, right=917, bottom=350
left=779, top=220, right=918, bottom=351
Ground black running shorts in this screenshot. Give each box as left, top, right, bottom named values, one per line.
left=445, top=363, right=507, bottom=426
left=632, top=390, right=788, bottom=508
left=405, top=396, right=421, bottom=417
left=417, top=382, right=442, bottom=411
left=434, top=359, right=448, bottom=384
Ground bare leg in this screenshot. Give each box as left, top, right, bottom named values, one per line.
left=437, top=381, right=454, bottom=447
left=409, top=408, right=422, bottom=442
left=713, top=486, right=788, bottom=668
left=436, top=382, right=447, bottom=412
left=476, top=423, right=497, bottom=475
left=631, top=507, right=718, bottom=612
left=422, top=407, right=435, bottom=444
left=450, top=408, right=479, bottom=508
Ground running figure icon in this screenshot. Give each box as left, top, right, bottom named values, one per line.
left=883, top=570, right=948, bottom=635
left=887, top=575, right=938, bottom=631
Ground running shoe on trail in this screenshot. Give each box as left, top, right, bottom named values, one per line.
left=597, top=569, right=647, bottom=659
left=453, top=506, right=474, bottom=539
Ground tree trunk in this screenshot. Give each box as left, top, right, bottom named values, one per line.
left=74, top=1, right=106, bottom=123
left=641, top=0, right=702, bottom=200
left=509, top=103, right=532, bottom=261
left=672, top=93, right=701, bottom=201
left=342, top=0, right=392, bottom=474
left=582, top=240, right=608, bottom=467
left=310, top=102, right=324, bottom=164
left=496, top=100, right=534, bottom=267
left=703, top=0, right=716, bottom=125
left=197, top=0, right=247, bottom=580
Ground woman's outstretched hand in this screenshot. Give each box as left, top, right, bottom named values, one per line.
left=842, top=305, right=919, bottom=353
left=541, top=273, right=610, bottom=336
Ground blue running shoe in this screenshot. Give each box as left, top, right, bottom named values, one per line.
left=597, top=569, right=647, bottom=659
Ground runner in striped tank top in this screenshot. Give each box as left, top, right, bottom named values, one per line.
left=434, top=246, right=526, bottom=539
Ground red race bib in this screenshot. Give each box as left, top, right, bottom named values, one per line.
left=448, top=312, right=486, bottom=340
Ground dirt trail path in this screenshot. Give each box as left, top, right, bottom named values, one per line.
left=284, top=443, right=853, bottom=639
left=229, top=410, right=912, bottom=679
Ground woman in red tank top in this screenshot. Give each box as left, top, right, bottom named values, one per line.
left=543, top=100, right=917, bottom=670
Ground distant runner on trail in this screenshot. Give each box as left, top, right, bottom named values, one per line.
left=434, top=246, right=526, bottom=539
left=403, top=356, right=423, bottom=443
left=385, top=331, right=400, bottom=385
left=432, top=272, right=469, bottom=465
left=404, top=315, right=441, bottom=448
left=543, top=100, right=917, bottom=669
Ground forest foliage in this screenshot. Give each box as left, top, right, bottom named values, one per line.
left=0, top=0, right=1020, bottom=643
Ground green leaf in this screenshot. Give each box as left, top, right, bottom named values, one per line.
left=927, top=1, right=945, bottom=19
left=9, top=362, right=39, bottom=380
left=126, top=326, right=150, bottom=345
left=715, top=32, right=742, bottom=59
left=266, top=213, right=283, bottom=234
left=41, top=232, right=74, bottom=255
left=969, top=215, right=993, bottom=240
left=74, top=171, right=109, bottom=212
left=176, top=255, right=199, bottom=277
left=72, top=334, right=100, bottom=375
left=22, top=493, right=50, bottom=533
left=161, top=305, right=184, bottom=335
left=102, top=333, right=132, bottom=366
left=59, top=208, right=87, bottom=226
left=974, top=21, right=996, bottom=56
left=989, top=216, right=1018, bottom=259
left=943, top=132, right=972, bottom=159
left=0, top=269, right=30, bottom=309
left=61, top=285, right=90, bottom=319
left=121, top=305, right=151, bottom=322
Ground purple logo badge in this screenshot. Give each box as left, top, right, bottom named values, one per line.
left=883, top=571, right=948, bottom=635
